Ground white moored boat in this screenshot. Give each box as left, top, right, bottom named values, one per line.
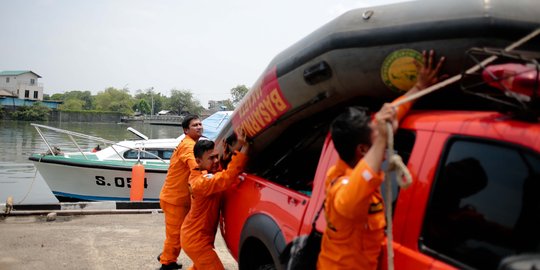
left=29, top=111, right=232, bottom=201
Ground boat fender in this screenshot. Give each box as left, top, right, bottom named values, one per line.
left=130, top=162, right=145, bottom=201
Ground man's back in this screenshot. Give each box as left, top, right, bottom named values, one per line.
left=160, top=136, right=197, bottom=205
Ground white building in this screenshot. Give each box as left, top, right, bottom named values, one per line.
left=0, top=70, right=44, bottom=101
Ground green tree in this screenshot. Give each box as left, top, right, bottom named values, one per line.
left=222, top=99, right=235, bottom=110
left=153, top=93, right=166, bottom=115
left=133, top=99, right=151, bottom=114
left=50, top=93, right=65, bottom=100
left=134, top=88, right=164, bottom=115
left=11, top=103, right=51, bottom=121
left=231, top=85, right=249, bottom=106
left=43, top=94, right=51, bottom=100
left=47, top=91, right=94, bottom=110
left=59, top=98, right=85, bottom=111
left=94, top=87, right=134, bottom=115
left=167, top=89, right=204, bottom=115
left=64, top=90, right=94, bottom=110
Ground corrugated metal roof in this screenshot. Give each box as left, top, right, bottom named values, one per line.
left=0, top=89, right=16, bottom=96
left=0, top=70, right=42, bottom=78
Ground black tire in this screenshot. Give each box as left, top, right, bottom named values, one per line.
left=239, top=214, right=286, bottom=270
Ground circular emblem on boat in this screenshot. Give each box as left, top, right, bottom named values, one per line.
left=381, top=49, right=423, bottom=92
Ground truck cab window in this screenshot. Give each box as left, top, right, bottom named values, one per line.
left=246, top=115, right=331, bottom=195
left=421, top=139, right=540, bottom=269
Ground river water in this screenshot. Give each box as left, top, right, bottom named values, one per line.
left=0, top=120, right=181, bottom=205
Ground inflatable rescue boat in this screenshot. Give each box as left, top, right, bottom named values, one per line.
left=217, top=0, right=540, bottom=158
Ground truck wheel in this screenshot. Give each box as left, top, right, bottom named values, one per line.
left=239, top=214, right=287, bottom=270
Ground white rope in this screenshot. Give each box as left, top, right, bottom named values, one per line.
left=16, top=156, right=43, bottom=204
left=384, top=122, right=413, bottom=270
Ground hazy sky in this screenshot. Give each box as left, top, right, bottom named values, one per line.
left=1, top=0, right=404, bottom=108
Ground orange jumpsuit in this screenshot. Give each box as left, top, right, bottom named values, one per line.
left=317, top=97, right=412, bottom=270
left=159, top=136, right=198, bottom=265
left=181, top=152, right=247, bottom=270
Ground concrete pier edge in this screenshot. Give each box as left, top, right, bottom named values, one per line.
left=1, top=201, right=161, bottom=216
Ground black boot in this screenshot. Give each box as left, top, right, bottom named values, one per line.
left=160, top=262, right=182, bottom=270
left=157, top=253, right=182, bottom=270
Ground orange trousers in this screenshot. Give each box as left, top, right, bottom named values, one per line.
left=183, top=244, right=224, bottom=270
left=160, top=200, right=190, bottom=265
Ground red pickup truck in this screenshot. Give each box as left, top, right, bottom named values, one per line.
left=221, top=108, right=540, bottom=270
left=217, top=1, right=540, bottom=269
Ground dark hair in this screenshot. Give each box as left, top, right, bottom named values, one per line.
left=330, top=107, right=372, bottom=164
left=220, top=132, right=238, bottom=169
left=225, top=132, right=237, bottom=146
left=182, top=114, right=200, bottom=130
left=194, top=139, right=215, bottom=159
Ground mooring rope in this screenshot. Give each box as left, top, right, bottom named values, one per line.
left=16, top=155, right=44, bottom=204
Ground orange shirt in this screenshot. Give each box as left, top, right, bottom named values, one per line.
left=317, top=97, right=413, bottom=269
left=393, top=95, right=412, bottom=122
left=181, top=152, right=247, bottom=250
left=160, top=136, right=198, bottom=206
left=317, top=159, right=385, bottom=270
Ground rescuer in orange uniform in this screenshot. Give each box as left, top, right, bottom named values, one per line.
left=317, top=50, right=445, bottom=270
left=158, top=115, right=203, bottom=270
left=181, top=130, right=249, bottom=270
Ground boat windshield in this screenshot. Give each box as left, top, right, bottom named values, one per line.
left=123, top=148, right=174, bottom=160
left=202, top=111, right=232, bottom=141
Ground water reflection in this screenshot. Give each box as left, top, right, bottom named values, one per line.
left=0, top=120, right=182, bottom=204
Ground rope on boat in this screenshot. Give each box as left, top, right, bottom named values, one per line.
left=16, top=155, right=44, bottom=204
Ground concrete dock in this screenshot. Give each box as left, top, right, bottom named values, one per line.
left=0, top=205, right=238, bottom=270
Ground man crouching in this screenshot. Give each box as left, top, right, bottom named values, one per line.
left=180, top=130, right=249, bottom=270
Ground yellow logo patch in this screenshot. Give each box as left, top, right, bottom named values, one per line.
left=381, top=49, right=423, bottom=92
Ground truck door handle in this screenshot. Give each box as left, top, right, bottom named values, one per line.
left=288, top=197, right=299, bottom=206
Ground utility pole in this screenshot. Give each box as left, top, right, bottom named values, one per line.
left=150, top=87, right=154, bottom=115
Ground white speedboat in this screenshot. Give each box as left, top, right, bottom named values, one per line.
left=29, top=111, right=232, bottom=202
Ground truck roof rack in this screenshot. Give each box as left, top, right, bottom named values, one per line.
left=461, top=47, right=540, bottom=121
